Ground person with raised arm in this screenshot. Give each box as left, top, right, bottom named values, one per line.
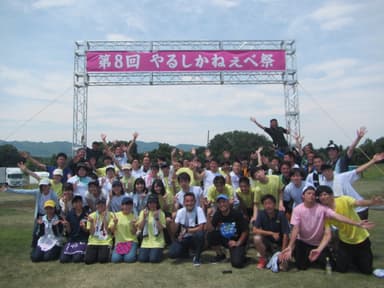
left=250, top=117, right=290, bottom=157
left=326, top=126, right=367, bottom=174
left=280, top=186, right=374, bottom=271
left=320, top=152, right=384, bottom=219
left=19, top=151, right=71, bottom=182
left=317, top=185, right=381, bottom=274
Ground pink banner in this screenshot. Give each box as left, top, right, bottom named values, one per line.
left=86, top=50, right=286, bottom=72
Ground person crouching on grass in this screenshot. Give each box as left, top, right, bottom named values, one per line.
left=253, top=194, right=290, bottom=270
left=280, top=186, right=374, bottom=271
left=108, top=197, right=138, bottom=263
left=84, top=198, right=113, bottom=264
left=206, top=194, right=249, bottom=268
left=168, top=192, right=206, bottom=266
left=317, top=185, right=379, bottom=274
left=31, top=200, right=64, bottom=262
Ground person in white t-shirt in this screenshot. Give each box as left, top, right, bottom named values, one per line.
left=319, top=152, right=384, bottom=219
left=174, top=172, right=204, bottom=213
left=169, top=192, right=206, bottom=266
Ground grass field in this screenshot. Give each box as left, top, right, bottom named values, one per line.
left=0, top=166, right=383, bottom=288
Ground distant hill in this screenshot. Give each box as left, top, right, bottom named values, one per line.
left=0, top=140, right=199, bottom=157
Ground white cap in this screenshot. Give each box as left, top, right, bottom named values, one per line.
left=122, top=164, right=132, bottom=170
left=39, top=178, right=51, bottom=186
left=53, top=169, right=63, bottom=176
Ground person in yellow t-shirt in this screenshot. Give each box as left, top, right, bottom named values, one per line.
left=317, top=185, right=380, bottom=275
left=84, top=198, right=113, bottom=264
left=236, top=176, right=256, bottom=221
left=109, top=197, right=138, bottom=263
left=206, top=175, right=234, bottom=205
left=136, top=194, right=166, bottom=263
left=251, top=166, right=284, bottom=223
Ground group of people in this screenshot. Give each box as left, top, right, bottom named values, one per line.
left=2, top=117, right=383, bottom=275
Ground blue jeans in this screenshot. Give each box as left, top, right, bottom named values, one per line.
left=168, top=231, right=205, bottom=259
left=138, top=248, right=163, bottom=263
left=111, top=242, right=138, bottom=263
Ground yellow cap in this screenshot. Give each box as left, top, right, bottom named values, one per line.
left=44, top=200, right=56, bottom=209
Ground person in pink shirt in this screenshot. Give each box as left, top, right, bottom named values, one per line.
left=280, top=186, right=372, bottom=270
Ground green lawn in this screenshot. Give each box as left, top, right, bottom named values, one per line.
left=0, top=168, right=384, bottom=288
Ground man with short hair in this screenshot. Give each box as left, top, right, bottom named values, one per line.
left=250, top=117, right=289, bottom=155
left=253, top=194, right=290, bottom=269
left=251, top=166, right=285, bottom=223
left=20, top=151, right=71, bottom=182
left=317, top=185, right=379, bottom=274
left=320, top=152, right=384, bottom=219
left=305, top=154, right=324, bottom=188
left=283, top=168, right=306, bottom=209
left=206, top=194, right=249, bottom=268
left=280, top=186, right=372, bottom=270
left=169, top=192, right=206, bottom=266
left=236, top=176, right=256, bottom=221
left=174, top=172, right=204, bottom=211
left=230, top=160, right=242, bottom=190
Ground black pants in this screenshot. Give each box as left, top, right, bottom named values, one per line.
left=60, top=250, right=85, bottom=263
left=31, top=245, right=61, bottom=262
left=207, top=230, right=247, bottom=268
left=335, top=238, right=373, bottom=275
left=168, top=231, right=205, bottom=259
left=84, top=245, right=110, bottom=264
left=294, top=239, right=331, bottom=270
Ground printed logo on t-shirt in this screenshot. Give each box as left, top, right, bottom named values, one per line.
left=220, top=222, right=237, bottom=239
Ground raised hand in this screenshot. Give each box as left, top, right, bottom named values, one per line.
left=357, top=126, right=367, bottom=139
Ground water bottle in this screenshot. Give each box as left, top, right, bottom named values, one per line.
left=325, top=257, right=332, bottom=276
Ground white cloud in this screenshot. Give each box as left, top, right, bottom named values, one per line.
left=106, top=33, right=136, bottom=41
left=310, top=1, right=362, bottom=31
left=31, top=0, right=76, bottom=9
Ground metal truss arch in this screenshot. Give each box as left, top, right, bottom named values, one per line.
left=73, top=40, right=299, bottom=151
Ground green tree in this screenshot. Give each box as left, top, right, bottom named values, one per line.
left=0, top=144, right=23, bottom=167
left=148, top=143, right=173, bottom=164
left=208, top=130, right=273, bottom=162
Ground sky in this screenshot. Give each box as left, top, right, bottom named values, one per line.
left=0, top=0, right=383, bottom=150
